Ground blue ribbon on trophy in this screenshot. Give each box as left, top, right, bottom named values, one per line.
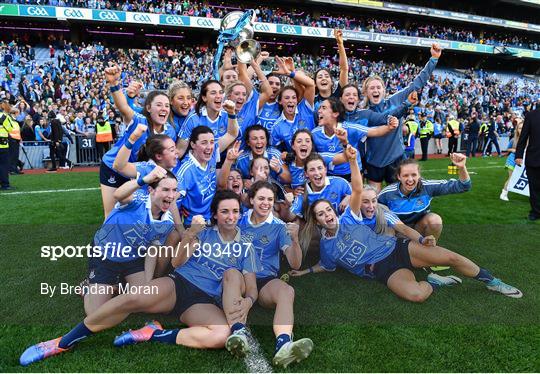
left=213, top=9, right=259, bottom=80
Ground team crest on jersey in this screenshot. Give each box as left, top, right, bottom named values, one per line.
left=260, top=235, right=270, bottom=245
left=107, top=176, right=116, bottom=184
left=330, top=192, right=338, bottom=200
left=416, top=200, right=425, bottom=207
left=89, top=270, right=95, bottom=279
left=299, top=120, right=305, bottom=127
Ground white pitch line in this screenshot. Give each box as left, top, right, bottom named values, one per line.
left=422, top=165, right=503, bottom=172
left=1, top=187, right=100, bottom=195
left=245, top=329, right=273, bottom=373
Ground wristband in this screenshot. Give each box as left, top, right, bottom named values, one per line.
left=125, top=139, right=134, bottom=150
left=110, top=84, right=121, bottom=93
left=136, top=174, right=146, bottom=187
left=419, top=236, right=424, bottom=245
left=309, top=266, right=314, bottom=274
left=289, top=71, right=296, bottom=79
left=247, top=295, right=256, bottom=305
left=228, top=113, right=237, bottom=120
left=276, top=167, right=284, bottom=176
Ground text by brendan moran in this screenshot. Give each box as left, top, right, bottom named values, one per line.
left=40, top=282, right=159, bottom=298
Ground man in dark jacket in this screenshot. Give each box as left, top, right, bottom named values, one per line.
left=516, top=106, right=540, bottom=221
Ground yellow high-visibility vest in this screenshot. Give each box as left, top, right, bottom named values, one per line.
left=96, top=121, right=113, bottom=143
left=0, top=111, right=15, bottom=149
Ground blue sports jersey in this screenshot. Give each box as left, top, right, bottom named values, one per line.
left=287, top=153, right=335, bottom=188
left=378, top=178, right=472, bottom=224
left=239, top=210, right=292, bottom=279
left=271, top=99, right=315, bottom=152
left=319, top=207, right=396, bottom=276
left=234, top=147, right=283, bottom=180
left=102, top=113, right=176, bottom=172
left=175, top=226, right=260, bottom=298
left=238, top=91, right=260, bottom=138
left=179, top=107, right=229, bottom=141
left=312, top=122, right=369, bottom=175
left=257, top=101, right=281, bottom=133
left=172, top=108, right=194, bottom=139
left=366, top=58, right=438, bottom=167
left=93, top=196, right=174, bottom=263
left=173, top=143, right=220, bottom=226
left=291, top=176, right=351, bottom=216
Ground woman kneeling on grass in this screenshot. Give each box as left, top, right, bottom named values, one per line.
left=290, top=145, right=522, bottom=302
left=20, top=190, right=259, bottom=366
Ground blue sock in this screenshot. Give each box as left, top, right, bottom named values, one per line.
left=275, top=333, right=291, bottom=353
left=474, top=268, right=494, bottom=283
left=59, top=322, right=93, bottom=349
left=150, top=329, right=179, bottom=344
left=231, top=322, right=245, bottom=334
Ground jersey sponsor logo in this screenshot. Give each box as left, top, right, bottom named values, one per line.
left=133, top=13, right=152, bottom=23
left=196, top=18, right=214, bottom=27
left=63, top=8, right=85, bottom=18
left=339, top=240, right=368, bottom=268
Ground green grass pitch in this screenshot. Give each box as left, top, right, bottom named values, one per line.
left=1, top=157, right=539, bottom=372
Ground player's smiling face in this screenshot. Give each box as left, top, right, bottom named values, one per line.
left=292, top=132, right=313, bottom=161
left=156, top=138, right=178, bottom=170
left=247, top=129, right=268, bottom=156
left=341, top=86, right=359, bottom=112
left=268, top=76, right=282, bottom=101
left=203, top=82, right=224, bottom=113
left=316, top=70, right=332, bottom=92
left=227, top=170, right=244, bottom=194
left=251, top=187, right=275, bottom=219
left=150, top=177, right=178, bottom=213
left=228, top=84, right=247, bottom=112
left=366, top=78, right=385, bottom=106
left=221, top=69, right=238, bottom=87
left=214, top=199, right=240, bottom=230
left=191, top=132, right=215, bottom=163
left=147, top=94, right=170, bottom=126
left=279, top=88, right=298, bottom=117
left=360, top=189, right=378, bottom=219
left=317, top=100, right=338, bottom=126
left=305, top=159, right=327, bottom=189
left=313, top=201, right=338, bottom=230
left=171, top=88, right=192, bottom=117
left=397, top=164, right=420, bottom=194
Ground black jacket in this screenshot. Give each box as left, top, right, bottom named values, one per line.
left=516, top=108, right=540, bottom=167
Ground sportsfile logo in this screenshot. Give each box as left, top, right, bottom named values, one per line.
left=21, top=5, right=54, bottom=17
left=93, top=9, right=126, bottom=22
left=160, top=14, right=190, bottom=26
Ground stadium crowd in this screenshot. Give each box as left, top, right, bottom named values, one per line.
left=1, top=39, right=538, bottom=148
left=4, top=0, right=540, bottom=50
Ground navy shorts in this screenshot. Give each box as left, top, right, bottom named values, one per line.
left=168, top=272, right=220, bottom=318
left=433, top=134, right=444, bottom=139
left=256, top=276, right=277, bottom=292
left=373, top=238, right=413, bottom=285
left=366, top=156, right=404, bottom=184
left=99, top=161, right=130, bottom=188
left=88, top=256, right=145, bottom=285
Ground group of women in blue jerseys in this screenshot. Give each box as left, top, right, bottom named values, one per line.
left=20, top=32, right=522, bottom=369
